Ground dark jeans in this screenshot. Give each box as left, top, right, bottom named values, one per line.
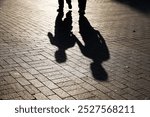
left=58, top=0, right=71, bottom=9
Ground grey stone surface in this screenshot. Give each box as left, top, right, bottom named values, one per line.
left=0, top=0, right=150, bottom=99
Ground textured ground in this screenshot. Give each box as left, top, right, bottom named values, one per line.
left=0, top=0, right=150, bottom=100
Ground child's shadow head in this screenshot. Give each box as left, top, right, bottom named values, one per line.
left=55, top=49, right=67, bottom=63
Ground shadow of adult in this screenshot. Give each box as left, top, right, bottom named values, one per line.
left=113, top=0, right=150, bottom=13
left=48, top=11, right=76, bottom=63
left=76, top=15, right=110, bottom=80
left=57, top=0, right=72, bottom=12
left=78, top=0, right=87, bottom=15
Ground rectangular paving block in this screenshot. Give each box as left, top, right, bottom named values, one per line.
left=34, top=74, right=48, bottom=82
left=22, top=73, right=35, bottom=80
left=48, top=95, right=62, bottom=100
left=10, top=83, right=25, bottom=92
left=38, top=86, right=54, bottom=96
left=68, top=88, right=88, bottom=96
left=29, top=79, right=44, bottom=88
left=16, top=78, right=30, bottom=86
left=43, top=81, right=58, bottom=89
left=34, top=93, right=48, bottom=100
left=24, top=84, right=40, bottom=95
left=3, top=76, right=17, bottom=84
left=9, top=71, right=22, bottom=78
left=52, top=88, right=70, bottom=98
left=18, top=91, right=35, bottom=100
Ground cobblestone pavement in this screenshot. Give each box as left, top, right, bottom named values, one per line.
left=0, top=0, right=150, bottom=100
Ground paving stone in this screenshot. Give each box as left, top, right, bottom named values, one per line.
left=62, top=85, right=82, bottom=92
left=0, top=93, right=20, bottom=100
left=13, top=97, right=24, bottom=100
left=0, top=0, right=150, bottom=100
left=57, top=80, right=77, bottom=87
left=122, top=88, right=142, bottom=97
left=10, top=83, right=25, bottom=92
left=68, top=88, right=88, bottom=96
left=18, top=91, right=35, bottom=100
left=34, top=74, right=49, bottom=82
left=29, top=79, right=44, bottom=88
left=34, top=93, right=49, bottom=100
left=0, top=89, right=16, bottom=95
left=52, top=88, right=70, bottom=98
left=13, top=57, right=24, bottom=63
left=43, top=81, right=58, bottom=89
left=122, top=94, right=137, bottom=100
left=94, top=84, right=111, bottom=93
left=91, top=90, right=112, bottom=100
left=64, top=97, right=75, bottom=100
left=9, top=71, right=22, bottom=78
left=48, top=95, right=62, bottom=100
left=22, top=73, right=35, bottom=80
left=52, top=78, right=71, bottom=84
left=0, top=84, right=12, bottom=91
left=69, top=76, right=84, bottom=84
left=19, top=63, right=31, bottom=69
left=38, top=86, right=54, bottom=96
left=73, top=92, right=95, bottom=100
left=16, top=78, right=30, bottom=86
left=79, top=82, right=96, bottom=91
left=3, top=76, right=17, bottom=84
left=15, top=67, right=27, bottom=73
left=24, top=85, right=40, bottom=95
left=107, top=91, right=125, bottom=100
left=110, top=80, right=127, bottom=89
left=26, top=68, right=39, bottom=75
left=21, top=56, right=32, bottom=62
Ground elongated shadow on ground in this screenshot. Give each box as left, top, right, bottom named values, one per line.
left=113, top=0, right=150, bottom=13
left=48, top=11, right=76, bottom=63
left=76, top=15, right=110, bottom=81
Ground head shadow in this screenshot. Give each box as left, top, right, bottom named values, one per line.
left=113, top=0, right=150, bottom=14
left=48, top=11, right=76, bottom=63
left=76, top=15, right=110, bottom=81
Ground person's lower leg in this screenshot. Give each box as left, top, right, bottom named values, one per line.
left=58, top=0, right=64, bottom=12
left=66, top=0, right=72, bottom=9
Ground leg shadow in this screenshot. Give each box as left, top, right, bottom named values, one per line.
left=76, top=15, right=110, bottom=80
left=78, top=0, right=87, bottom=15
left=48, top=11, right=76, bottom=63
left=57, top=0, right=72, bottom=12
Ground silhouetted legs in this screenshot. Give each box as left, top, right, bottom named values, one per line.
left=57, top=0, right=72, bottom=12
left=66, top=0, right=72, bottom=9
left=78, top=0, right=87, bottom=15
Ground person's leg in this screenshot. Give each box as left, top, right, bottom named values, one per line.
left=58, top=0, right=64, bottom=12
left=78, top=0, right=87, bottom=14
left=66, top=0, right=72, bottom=9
